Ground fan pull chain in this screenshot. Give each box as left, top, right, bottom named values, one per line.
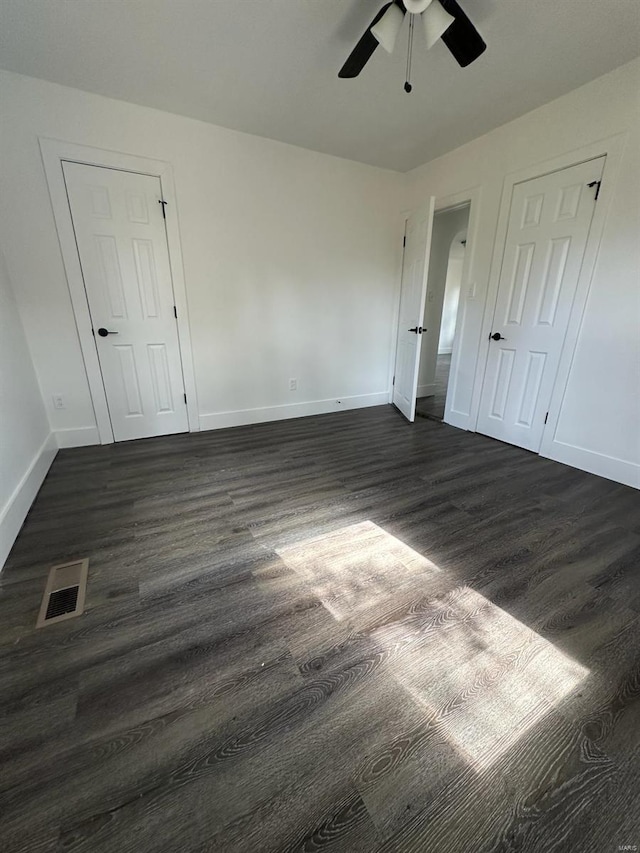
left=404, top=13, right=414, bottom=93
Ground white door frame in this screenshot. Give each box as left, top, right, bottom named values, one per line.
left=468, top=133, right=627, bottom=458
left=39, top=137, right=199, bottom=444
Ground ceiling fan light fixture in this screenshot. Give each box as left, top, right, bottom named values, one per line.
left=439, top=0, right=487, bottom=67
left=371, top=2, right=405, bottom=53
left=404, top=0, right=433, bottom=12
left=421, top=0, right=455, bottom=49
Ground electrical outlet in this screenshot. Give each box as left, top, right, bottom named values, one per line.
left=53, top=395, right=65, bottom=410
left=289, top=378, right=297, bottom=391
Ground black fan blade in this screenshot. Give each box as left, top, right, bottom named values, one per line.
left=339, top=2, right=393, bottom=78
left=439, top=0, right=486, bottom=68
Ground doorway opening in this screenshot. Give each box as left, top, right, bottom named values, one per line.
left=415, top=203, right=470, bottom=422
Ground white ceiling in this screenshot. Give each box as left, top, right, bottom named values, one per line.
left=0, top=0, right=638, bottom=171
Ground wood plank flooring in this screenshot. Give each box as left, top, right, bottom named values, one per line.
left=0, top=405, right=638, bottom=853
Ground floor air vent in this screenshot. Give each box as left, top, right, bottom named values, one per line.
left=36, top=559, right=89, bottom=628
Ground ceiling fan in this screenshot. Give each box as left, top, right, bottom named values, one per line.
left=339, top=0, right=486, bottom=92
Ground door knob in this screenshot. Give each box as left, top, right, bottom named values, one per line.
left=490, top=332, right=505, bottom=341
left=408, top=327, right=419, bottom=333
left=97, top=328, right=119, bottom=337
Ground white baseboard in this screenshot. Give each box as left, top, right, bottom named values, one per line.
left=0, top=433, right=57, bottom=569
left=199, top=392, right=389, bottom=432
left=544, top=440, right=640, bottom=489
left=417, top=383, right=436, bottom=398
left=55, top=426, right=100, bottom=448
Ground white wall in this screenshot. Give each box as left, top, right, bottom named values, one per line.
left=417, top=206, right=469, bottom=396
left=0, top=247, right=56, bottom=567
left=407, top=58, right=640, bottom=488
left=1, top=60, right=638, bottom=493
left=0, top=70, right=404, bottom=442
left=438, top=238, right=466, bottom=354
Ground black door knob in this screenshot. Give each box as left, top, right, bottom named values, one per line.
left=408, top=327, right=419, bottom=333
left=97, top=328, right=118, bottom=337
left=490, top=332, right=505, bottom=341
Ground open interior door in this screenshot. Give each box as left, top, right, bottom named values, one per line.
left=392, top=200, right=436, bottom=421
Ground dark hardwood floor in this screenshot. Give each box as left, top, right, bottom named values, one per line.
left=0, top=405, right=639, bottom=853
left=416, top=353, right=451, bottom=422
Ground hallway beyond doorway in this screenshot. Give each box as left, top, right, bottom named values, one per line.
left=416, top=352, right=451, bottom=421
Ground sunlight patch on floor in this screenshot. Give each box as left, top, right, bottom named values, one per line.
left=383, top=585, right=588, bottom=769
left=276, top=521, right=588, bottom=770
left=276, top=520, right=441, bottom=621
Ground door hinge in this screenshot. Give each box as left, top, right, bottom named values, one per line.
left=184, top=393, right=187, bottom=404
left=587, top=180, right=602, bottom=200
left=173, top=305, right=177, bottom=319
left=403, top=235, right=406, bottom=247
left=392, top=375, right=395, bottom=386
left=544, top=412, right=549, bottom=424
left=159, top=199, right=168, bottom=218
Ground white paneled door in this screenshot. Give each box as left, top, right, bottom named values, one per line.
left=477, top=157, right=605, bottom=452
left=63, top=162, right=189, bottom=442
left=392, top=201, right=435, bottom=421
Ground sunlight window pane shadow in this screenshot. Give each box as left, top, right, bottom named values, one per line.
left=276, top=520, right=589, bottom=770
